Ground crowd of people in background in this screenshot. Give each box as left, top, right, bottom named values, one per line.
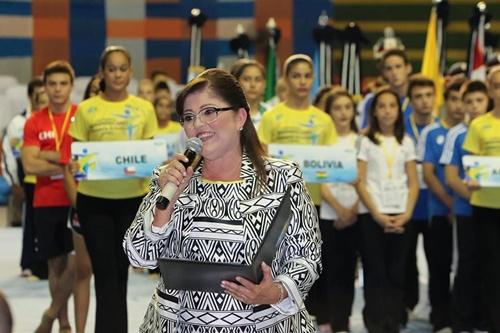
left=0, top=41, right=499, bottom=333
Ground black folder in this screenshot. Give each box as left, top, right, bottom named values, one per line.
left=158, top=187, right=292, bottom=293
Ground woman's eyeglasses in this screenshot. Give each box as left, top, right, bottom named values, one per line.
left=180, top=106, right=235, bottom=126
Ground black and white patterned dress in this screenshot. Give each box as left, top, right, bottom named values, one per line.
left=124, top=154, right=321, bottom=332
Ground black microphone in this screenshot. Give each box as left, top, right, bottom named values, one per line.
left=156, top=137, right=203, bottom=210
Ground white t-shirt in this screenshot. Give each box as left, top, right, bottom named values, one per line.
left=358, top=134, right=416, bottom=214
left=320, top=133, right=359, bottom=220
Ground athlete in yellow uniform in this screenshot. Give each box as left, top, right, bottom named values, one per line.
left=258, top=54, right=337, bottom=205
left=462, top=66, right=500, bottom=332
left=69, top=46, right=158, bottom=333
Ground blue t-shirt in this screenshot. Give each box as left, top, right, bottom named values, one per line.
left=418, top=122, right=452, bottom=217
left=439, top=123, right=472, bottom=217
left=360, top=94, right=412, bottom=129
left=405, top=113, right=433, bottom=221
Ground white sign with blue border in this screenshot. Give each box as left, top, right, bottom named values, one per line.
left=71, top=140, right=167, bottom=180
left=462, top=155, right=500, bottom=187
left=268, top=144, right=358, bottom=183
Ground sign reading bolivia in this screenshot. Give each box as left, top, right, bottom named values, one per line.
left=71, top=140, right=167, bottom=180
left=268, top=144, right=357, bottom=183
left=463, top=155, right=500, bottom=187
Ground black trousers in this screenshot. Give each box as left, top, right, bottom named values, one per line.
left=358, top=213, right=413, bottom=333
left=328, top=220, right=359, bottom=332
left=451, top=215, right=487, bottom=332
left=473, top=206, right=500, bottom=333
left=77, top=193, right=143, bottom=333
left=20, top=183, right=48, bottom=278
left=426, top=215, right=453, bottom=331
left=306, top=219, right=359, bottom=331
left=403, top=218, right=430, bottom=319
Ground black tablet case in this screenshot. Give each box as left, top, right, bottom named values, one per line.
left=158, top=187, right=292, bottom=293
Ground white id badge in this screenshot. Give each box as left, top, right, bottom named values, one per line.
left=416, top=163, right=427, bottom=189
left=380, top=180, right=407, bottom=214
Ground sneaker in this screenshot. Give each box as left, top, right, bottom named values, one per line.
left=435, top=327, right=452, bottom=333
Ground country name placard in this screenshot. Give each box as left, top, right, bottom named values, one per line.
left=268, top=144, right=357, bottom=183
left=71, top=140, right=167, bottom=180
left=463, top=155, right=500, bottom=187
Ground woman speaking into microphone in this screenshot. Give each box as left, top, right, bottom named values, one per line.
left=124, top=68, right=321, bottom=333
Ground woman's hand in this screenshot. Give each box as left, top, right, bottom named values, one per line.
left=373, top=212, right=393, bottom=229
left=158, top=153, right=193, bottom=194
left=334, top=204, right=357, bottom=230
left=384, top=212, right=410, bottom=234
left=68, top=161, right=80, bottom=175
left=221, top=262, right=286, bottom=305
left=152, top=154, right=194, bottom=228
left=465, top=178, right=481, bottom=192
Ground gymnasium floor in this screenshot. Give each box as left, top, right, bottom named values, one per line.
left=0, top=207, right=432, bottom=333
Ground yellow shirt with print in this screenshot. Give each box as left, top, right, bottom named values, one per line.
left=463, top=112, right=500, bottom=209
left=156, top=121, right=183, bottom=136
left=258, top=102, right=337, bottom=205
left=69, top=95, right=158, bottom=199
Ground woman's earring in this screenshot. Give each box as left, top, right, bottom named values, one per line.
left=239, top=126, right=243, bottom=131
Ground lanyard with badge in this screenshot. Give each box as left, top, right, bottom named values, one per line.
left=48, top=107, right=72, bottom=179
left=48, top=107, right=72, bottom=151
left=409, top=114, right=429, bottom=189
left=379, top=135, right=407, bottom=214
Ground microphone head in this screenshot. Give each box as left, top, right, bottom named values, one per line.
left=186, top=137, right=203, bottom=154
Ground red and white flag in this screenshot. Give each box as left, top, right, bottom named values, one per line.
left=468, top=3, right=486, bottom=80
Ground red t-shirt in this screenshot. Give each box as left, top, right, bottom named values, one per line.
left=23, top=105, right=77, bottom=208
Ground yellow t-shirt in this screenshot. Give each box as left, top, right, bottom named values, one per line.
left=463, top=112, right=500, bottom=209
left=69, top=95, right=158, bottom=199
left=257, top=103, right=337, bottom=204
left=156, top=121, right=183, bottom=136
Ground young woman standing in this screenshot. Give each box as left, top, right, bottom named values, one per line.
left=230, top=59, right=268, bottom=128
left=356, top=89, right=418, bottom=333
left=69, top=46, right=158, bottom=333
left=318, top=91, right=360, bottom=333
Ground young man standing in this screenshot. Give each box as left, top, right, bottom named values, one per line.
left=418, top=81, right=465, bottom=332
left=441, top=80, right=490, bottom=333
left=402, top=76, right=437, bottom=321
left=358, top=49, right=413, bottom=128
left=463, top=67, right=500, bottom=332
left=22, top=61, right=77, bottom=333
left=2, top=78, right=48, bottom=279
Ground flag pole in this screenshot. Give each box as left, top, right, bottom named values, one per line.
left=187, top=8, right=207, bottom=82
left=264, top=18, right=280, bottom=102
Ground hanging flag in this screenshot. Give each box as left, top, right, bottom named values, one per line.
left=311, top=47, right=321, bottom=100
left=421, top=1, right=448, bottom=111
left=311, top=10, right=337, bottom=98
left=264, top=18, right=279, bottom=102
left=340, top=23, right=367, bottom=98
left=467, top=2, right=489, bottom=81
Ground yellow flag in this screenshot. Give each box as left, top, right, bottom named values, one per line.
left=421, top=7, right=444, bottom=113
